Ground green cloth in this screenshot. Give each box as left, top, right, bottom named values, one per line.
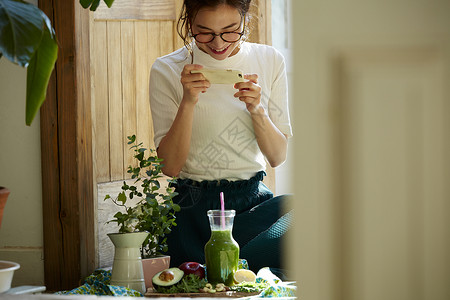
left=256, top=267, right=297, bottom=298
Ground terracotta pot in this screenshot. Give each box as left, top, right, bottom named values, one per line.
left=142, top=255, right=170, bottom=289
left=0, top=187, right=10, bottom=228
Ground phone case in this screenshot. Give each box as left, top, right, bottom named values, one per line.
left=191, top=69, right=244, bottom=84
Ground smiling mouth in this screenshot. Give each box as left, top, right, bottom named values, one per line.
left=209, top=45, right=229, bottom=55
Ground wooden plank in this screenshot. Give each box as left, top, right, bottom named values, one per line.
left=107, top=21, right=125, bottom=181
left=38, top=18, right=63, bottom=291
left=148, top=21, right=161, bottom=70
left=94, top=0, right=176, bottom=21
left=173, top=0, right=185, bottom=50
left=39, top=0, right=82, bottom=291
left=55, top=0, right=82, bottom=288
left=120, top=21, right=137, bottom=176
left=248, top=0, right=272, bottom=45
left=135, top=22, right=153, bottom=151
left=160, top=21, right=174, bottom=56
left=75, top=3, right=96, bottom=278
left=92, top=21, right=111, bottom=183
left=147, top=21, right=162, bottom=150
left=264, top=0, right=272, bottom=46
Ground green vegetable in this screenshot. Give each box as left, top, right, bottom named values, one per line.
left=229, top=281, right=269, bottom=293
left=155, top=274, right=207, bottom=294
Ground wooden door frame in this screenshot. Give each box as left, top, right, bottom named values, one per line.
left=39, top=0, right=94, bottom=291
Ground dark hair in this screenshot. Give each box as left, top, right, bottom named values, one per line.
left=177, top=0, right=252, bottom=61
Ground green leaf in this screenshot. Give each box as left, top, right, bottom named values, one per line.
left=127, top=135, right=136, bottom=144
left=81, top=0, right=115, bottom=10
left=117, top=191, right=127, bottom=204
left=89, top=0, right=100, bottom=11
left=0, top=0, right=46, bottom=66
left=79, top=0, right=93, bottom=9
left=25, top=24, right=57, bottom=125
left=103, top=0, right=114, bottom=8
left=136, top=152, right=145, bottom=161
left=79, top=0, right=113, bottom=11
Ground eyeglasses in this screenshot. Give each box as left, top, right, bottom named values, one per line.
left=192, top=30, right=245, bottom=43
left=191, top=20, right=246, bottom=44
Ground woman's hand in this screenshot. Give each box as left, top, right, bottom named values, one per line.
left=234, top=74, right=262, bottom=114
left=180, top=64, right=210, bottom=104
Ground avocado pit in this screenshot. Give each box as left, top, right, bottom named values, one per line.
left=159, top=270, right=175, bottom=282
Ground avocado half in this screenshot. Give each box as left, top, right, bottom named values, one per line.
left=152, top=267, right=184, bottom=287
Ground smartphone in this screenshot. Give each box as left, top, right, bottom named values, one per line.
left=191, top=68, right=244, bottom=84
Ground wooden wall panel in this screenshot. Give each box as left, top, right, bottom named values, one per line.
left=148, top=22, right=162, bottom=70
left=174, top=0, right=184, bottom=50
left=76, top=1, right=96, bottom=279
left=248, top=0, right=272, bottom=45
left=121, top=22, right=138, bottom=173
left=92, top=19, right=177, bottom=183
left=160, top=21, right=175, bottom=56
left=94, top=0, right=176, bottom=20
left=92, top=21, right=110, bottom=183
left=106, top=21, right=125, bottom=181
left=135, top=22, right=154, bottom=151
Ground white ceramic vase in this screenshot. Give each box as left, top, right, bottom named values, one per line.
left=108, top=232, right=148, bottom=294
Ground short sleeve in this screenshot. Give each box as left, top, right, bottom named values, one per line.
left=149, top=59, right=181, bottom=148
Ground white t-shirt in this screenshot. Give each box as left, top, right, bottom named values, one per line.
left=149, top=42, right=292, bottom=181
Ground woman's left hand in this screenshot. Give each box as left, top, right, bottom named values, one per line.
left=234, top=74, right=262, bottom=114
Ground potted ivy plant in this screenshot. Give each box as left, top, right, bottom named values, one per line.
left=104, top=135, right=180, bottom=291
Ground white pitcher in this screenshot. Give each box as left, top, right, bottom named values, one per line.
left=108, top=232, right=149, bottom=294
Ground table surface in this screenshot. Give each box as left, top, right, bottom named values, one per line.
left=1, top=294, right=296, bottom=300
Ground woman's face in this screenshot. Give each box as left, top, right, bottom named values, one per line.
left=191, top=4, right=244, bottom=60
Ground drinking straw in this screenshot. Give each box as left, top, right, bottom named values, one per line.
left=220, top=192, right=225, bottom=230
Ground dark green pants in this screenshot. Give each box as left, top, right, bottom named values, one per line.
left=166, top=171, right=292, bottom=274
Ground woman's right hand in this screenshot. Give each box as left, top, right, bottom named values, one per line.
left=180, top=64, right=210, bottom=104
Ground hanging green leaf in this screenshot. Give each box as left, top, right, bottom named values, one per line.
left=79, top=0, right=93, bottom=9
left=79, top=0, right=115, bottom=11
left=0, top=0, right=58, bottom=126
left=103, top=0, right=114, bottom=8
left=26, top=23, right=57, bottom=125
left=0, top=0, right=46, bottom=66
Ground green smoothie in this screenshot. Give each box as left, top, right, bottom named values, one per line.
left=204, top=229, right=240, bottom=286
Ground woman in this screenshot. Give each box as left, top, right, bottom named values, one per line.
left=149, top=0, right=292, bottom=277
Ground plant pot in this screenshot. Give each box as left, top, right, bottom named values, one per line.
left=142, top=255, right=170, bottom=289
left=0, top=261, right=20, bottom=293
left=108, top=232, right=149, bottom=294
left=0, top=187, right=10, bottom=228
